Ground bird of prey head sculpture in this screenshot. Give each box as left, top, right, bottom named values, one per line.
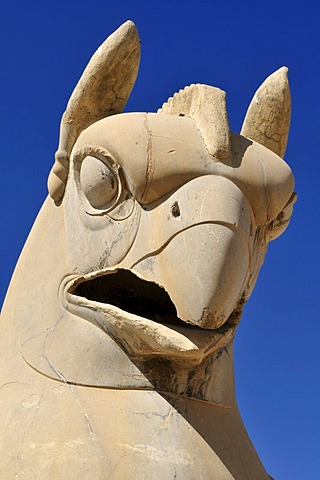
left=0, top=20, right=295, bottom=479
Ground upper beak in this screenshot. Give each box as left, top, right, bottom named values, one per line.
left=119, top=175, right=255, bottom=330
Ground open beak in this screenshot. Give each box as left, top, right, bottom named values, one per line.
left=63, top=175, right=255, bottom=366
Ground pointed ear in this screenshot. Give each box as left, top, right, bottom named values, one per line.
left=48, top=20, right=140, bottom=202
left=240, top=67, right=291, bottom=159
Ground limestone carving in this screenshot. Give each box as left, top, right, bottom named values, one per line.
left=0, top=21, right=296, bottom=479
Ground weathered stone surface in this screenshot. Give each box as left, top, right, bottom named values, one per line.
left=0, top=20, right=295, bottom=479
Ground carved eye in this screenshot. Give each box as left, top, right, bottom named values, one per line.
left=80, top=155, right=119, bottom=209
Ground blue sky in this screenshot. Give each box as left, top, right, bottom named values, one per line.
left=1, top=1, right=319, bottom=478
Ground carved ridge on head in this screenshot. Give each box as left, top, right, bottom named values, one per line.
left=158, top=84, right=231, bottom=163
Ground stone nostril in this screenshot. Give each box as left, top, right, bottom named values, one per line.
left=171, top=201, right=180, bottom=218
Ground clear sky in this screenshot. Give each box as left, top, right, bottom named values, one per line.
left=1, top=1, right=319, bottom=478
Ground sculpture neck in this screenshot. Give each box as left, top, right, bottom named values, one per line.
left=20, top=306, right=236, bottom=406
left=132, top=342, right=236, bottom=406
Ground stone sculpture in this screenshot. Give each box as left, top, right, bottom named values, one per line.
left=0, top=21, right=296, bottom=479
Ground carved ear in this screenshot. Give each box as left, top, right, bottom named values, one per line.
left=159, top=84, right=231, bottom=163
left=48, top=20, right=141, bottom=202
left=240, top=67, right=291, bottom=159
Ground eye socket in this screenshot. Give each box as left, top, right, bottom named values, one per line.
left=80, top=155, right=119, bottom=209
left=73, top=145, right=135, bottom=220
